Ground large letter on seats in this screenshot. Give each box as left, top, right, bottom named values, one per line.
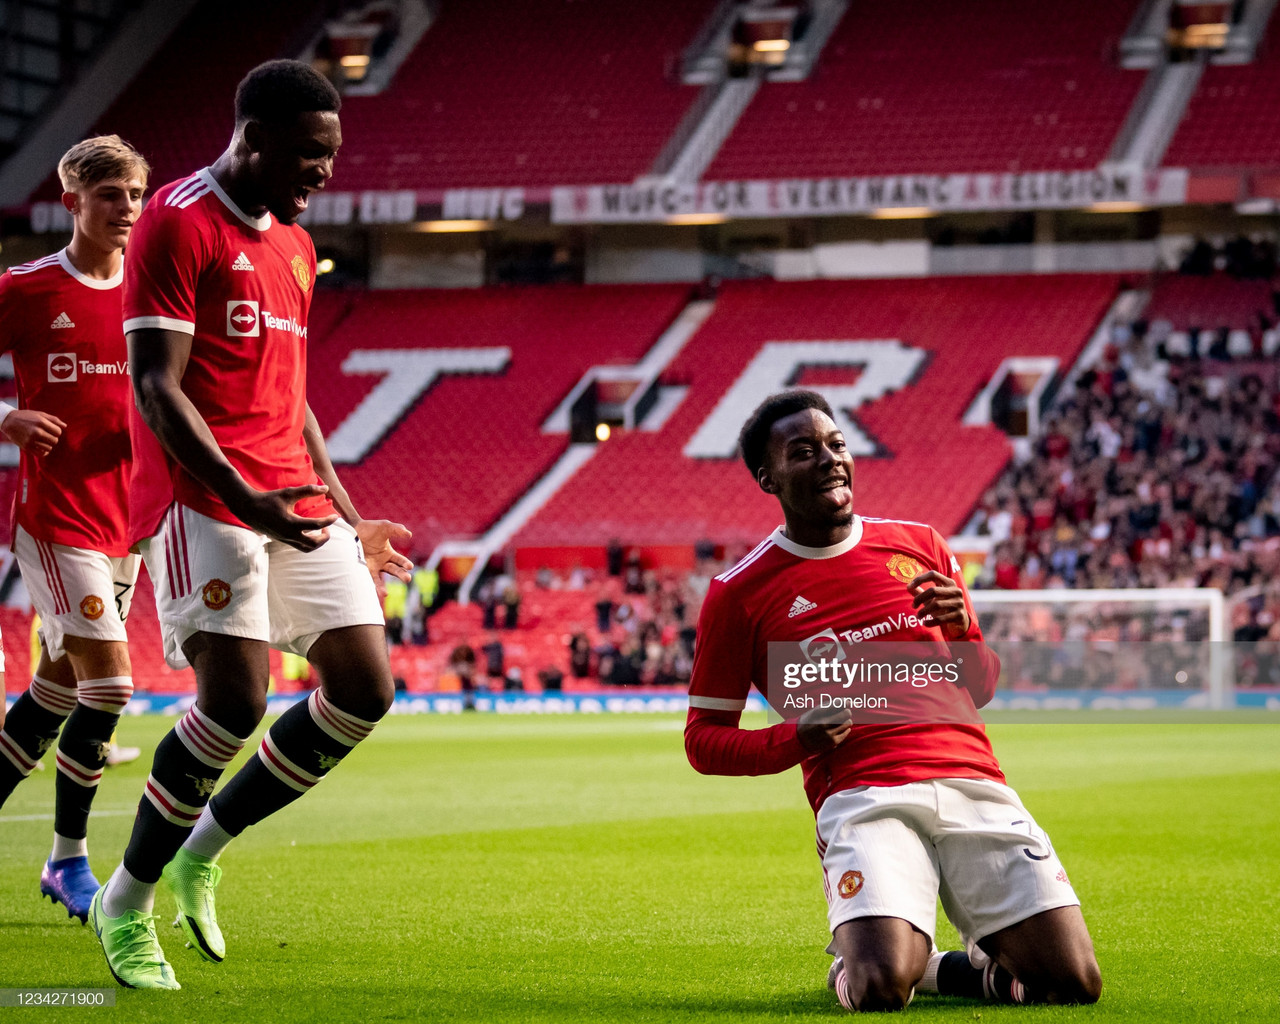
left=683, top=341, right=926, bottom=458
left=326, top=348, right=510, bottom=464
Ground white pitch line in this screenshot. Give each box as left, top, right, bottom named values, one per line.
left=0, top=809, right=136, bottom=823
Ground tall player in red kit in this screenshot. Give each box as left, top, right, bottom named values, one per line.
left=89, top=61, right=411, bottom=989
left=684, top=390, right=1101, bottom=1012
left=0, top=136, right=149, bottom=923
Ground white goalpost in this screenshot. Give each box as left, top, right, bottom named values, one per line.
left=968, top=588, right=1232, bottom=710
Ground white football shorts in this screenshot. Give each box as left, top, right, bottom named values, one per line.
left=140, top=504, right=385, bottom=670
left=14, top=525, right=140, bottom=661
left=816, top=777, right=1081, bottom=962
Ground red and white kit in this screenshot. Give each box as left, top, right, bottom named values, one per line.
left=123, top=169, right=381, bottom=668
left=0, top=249, right=139, bottom=659
left=685, top=516, right=1079, bottom=954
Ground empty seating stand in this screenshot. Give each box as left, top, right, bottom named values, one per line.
left=305, top=283, right=690, bottom=555
left=28, top=0, right=311, bottom=200
left=520, top=275, right=1122, bottom=546
left=334, top=0, right=716, bottom=190
left=707, top=0, right=1144, bottom=180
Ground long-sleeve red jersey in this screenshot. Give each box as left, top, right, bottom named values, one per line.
left=684, top=516, right=1003, bottom=814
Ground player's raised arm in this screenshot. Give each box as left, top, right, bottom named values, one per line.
left=129, top=327, right=337, bottom=550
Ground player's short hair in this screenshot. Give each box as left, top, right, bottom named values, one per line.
left=234, top=59, right=341, bottom=125
left=738, top=389, right=835, bottom=479
left=57, top=135, right=149, bottom=193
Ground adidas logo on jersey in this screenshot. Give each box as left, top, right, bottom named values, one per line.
left=232, top=252, right=255, bottom=271
left=50, top=312, right=75, bottom=329
left=788, top=595, right=818, bottom=618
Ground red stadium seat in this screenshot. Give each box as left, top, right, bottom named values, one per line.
left=306, top=284, right=691, bottom=555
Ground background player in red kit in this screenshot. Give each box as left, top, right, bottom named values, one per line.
left=89, top=61, right=411, bottom=989
left=0, top=135, right=148, bottom=923
left=684, top=390, right=1101, bottom=1012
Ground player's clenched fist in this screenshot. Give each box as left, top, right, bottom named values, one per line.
left=908, top=569, right=970, bottom=639
left=797, top=703, right=853, bottom=752
left=1, top=408, right=66, bottom=456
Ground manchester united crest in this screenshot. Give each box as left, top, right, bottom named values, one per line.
left=886, top=553, right=923, bottom=585
left=290, top=254, right=311, bottom=292
left=79, top=594, right=105, bottom=620
left=202, top=578, right=232, bottom=611
left=837, top=870, right=864, bottom=899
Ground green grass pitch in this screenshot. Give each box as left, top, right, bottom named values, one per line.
left=1, top=713, right=1277, bottom=1022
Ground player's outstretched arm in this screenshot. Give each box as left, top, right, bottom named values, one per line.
left=302, top=403, right=412, bottom=590
left=1, top=408, right=66, bottom=456
left=130, top=327, right=338, bottom=551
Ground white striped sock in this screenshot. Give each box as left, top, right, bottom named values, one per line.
left=29, top=675, right=77, bottom=716
left=76, top=676, right=133, bottom=713
left=307, top=690, right=376, bottom=747
left=174, top=704, right=247, bottom=769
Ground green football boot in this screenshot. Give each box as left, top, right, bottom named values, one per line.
left=89, top=886, right=180, bottom=990
left=162, top=848, right=225, bottom=963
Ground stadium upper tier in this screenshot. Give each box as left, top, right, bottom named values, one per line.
left=25, top=0, right=1180, bottom=199
left=29, top=0, right=305, bottom=201
left=1163, top=14, right=1280, bottom=172
left=334, top=0, right=713, bottom=190
left=706, top=0, right=1144, bottom=181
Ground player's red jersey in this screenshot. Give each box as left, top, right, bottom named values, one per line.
left=0, top=250, right=132, bottom=556
left=122, top=168, right=333, bottom=544
left=685, top=516, right=1004, bottom=813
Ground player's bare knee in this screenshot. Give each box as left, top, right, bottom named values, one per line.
left=324, top=674, right=394, bottom=723
left=198, top=693, right=266, bottom=740
left=1055, top=958, right=1102, bottom=1005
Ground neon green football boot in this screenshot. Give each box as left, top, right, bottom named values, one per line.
left=162, top=848, right=225, bottom=963
left=89, top=886, right=181, bottom=990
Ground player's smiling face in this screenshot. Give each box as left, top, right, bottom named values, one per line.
left=67, top=174, right=146, bottom=255
left=759, top=408, right=855, bottom=545
left=251, top=110, right=341, bottom=224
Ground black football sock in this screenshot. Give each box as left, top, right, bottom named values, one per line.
left=201, top=689, right=378, bottom=841
left=116, top=704, right=247, bottom=885
left=0, top=677, right=76, bottom=807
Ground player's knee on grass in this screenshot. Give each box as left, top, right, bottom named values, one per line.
left=832, top=917, right=928, bottom=1012
left=1025, top=954, right=1102, bottom=1005
left=847, top=960, right=916, bottom=1012
left=981, top=905, right=1101, bottom=1005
